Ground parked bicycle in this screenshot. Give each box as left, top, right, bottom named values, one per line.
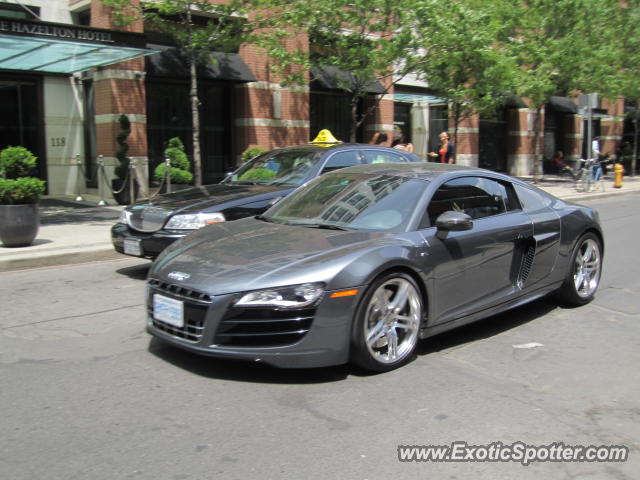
left=575, top=158, right=605, bottom=193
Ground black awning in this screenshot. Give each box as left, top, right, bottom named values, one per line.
left=503, top=95, right=526, bottom=108
left=145, top=44, right=256, bottom=82
left=547, top=96, right=578, bottom=114
left=311, top=65, right=386, bottom=95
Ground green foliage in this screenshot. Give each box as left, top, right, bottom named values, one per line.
left=256, top=0, right=417, bottom=141
left=241, top=146, right=268, bottom=163
left=114, top=114, right=131, bottom=179
left=0, top=146, right=45, bottom=204
left=239, top=168, right=277, bottom=182
left=154, top=137, right=192, bottom=184
left=154, top=164, right=193, bottom=184
left=0, top=146, right=38, bottom=179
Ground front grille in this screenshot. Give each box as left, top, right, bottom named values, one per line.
left=127, top=206, right=171, bottom=233
left=148, top=281, right=212, bottom=343
left=148, top=302, right=207, bottom=342
left=148, top=279, right=213, bottom=303
left=215, top=307, right=314, bottom=347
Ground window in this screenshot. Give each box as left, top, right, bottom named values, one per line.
left=361, top=150, right=407, bottom=164
left=425, top=176, right=517, bottom=226
left=320, top=151, right=362, bottom=173
left=0, top=3, right=39, bottom=19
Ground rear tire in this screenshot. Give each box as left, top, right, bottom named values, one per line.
left=351, top=272, right=423, bottom=372
left=557, top=232, right=602, bottom=306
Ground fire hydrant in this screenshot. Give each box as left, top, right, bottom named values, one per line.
left=613, top=162, right=625, bottom=188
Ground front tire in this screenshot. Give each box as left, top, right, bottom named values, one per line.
left=351, top=272, right=423, bottom=372
left=557, top=232, right=603, bottom=306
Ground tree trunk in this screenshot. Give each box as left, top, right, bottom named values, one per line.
left=533, top=105, right=543, bottom=182
left=349, top=94, right=358, bottom=143
left=186, top=6, right=202, bottom=187
left=633, top=102, right=639, bottom=178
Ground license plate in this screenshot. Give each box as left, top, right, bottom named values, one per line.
left=153, top=294, right=184, bottom=328
left=124, top=237, right=142, bottom=257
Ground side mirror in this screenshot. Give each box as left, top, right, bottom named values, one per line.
left=435, top=211, right=473, bottom=239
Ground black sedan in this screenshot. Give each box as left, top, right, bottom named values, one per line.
left=146, top=163, right=604, bottom=372
left=111, top=143, right=420, bottom=259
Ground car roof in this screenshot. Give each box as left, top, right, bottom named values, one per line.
left=273, top=143, right=414, bottom=154
left=334, top=162, right=487, bottom=180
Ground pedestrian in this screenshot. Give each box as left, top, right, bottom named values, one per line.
left=369, top=131, right=388, bottom=145
left=552, top=150, right=576, bottom=179
left=592, top=136, right=601, bottom=160
left=392, top=133, right=414, bottom=153
left=428, top=131, right=455, bottom=164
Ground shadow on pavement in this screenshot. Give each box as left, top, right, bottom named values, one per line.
left=145, top=296, right=560, bottom=383
left=418, top=296, right=558, bottom=356
left=116, top=262, right=151, bottom=280
left=147, top=338, right=350, bottom=384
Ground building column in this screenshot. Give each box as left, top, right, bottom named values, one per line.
left=91, top=0, right=148, bottom=197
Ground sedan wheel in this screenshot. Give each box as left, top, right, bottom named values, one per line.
left=558, top=233, right=602, bottom=306
left=352, top=272, right=422, bottom=372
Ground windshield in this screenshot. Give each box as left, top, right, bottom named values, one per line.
left=262, top=172, right=427, bottom=232
left=223, top=149, right=320, bottom=186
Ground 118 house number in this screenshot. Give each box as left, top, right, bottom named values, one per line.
left=50, top=137, right=66, bottom=147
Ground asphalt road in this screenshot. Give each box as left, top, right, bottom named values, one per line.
left=1, top=194, right=639, bottom=480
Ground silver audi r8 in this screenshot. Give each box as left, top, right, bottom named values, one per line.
left=146, top=163, right=604, bottom=372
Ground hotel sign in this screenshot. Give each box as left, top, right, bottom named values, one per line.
left=0, top=18, right=147, bottom=48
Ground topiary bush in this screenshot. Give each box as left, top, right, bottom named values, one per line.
left=239, top=167, right=277, bottom=182
left=154, top=137, right=192, bottom=185
left=0, top=146, right=46, bottom=204
left=241, top=145, right=268, bottom=163
left=114, top=114, right=131, bottom=180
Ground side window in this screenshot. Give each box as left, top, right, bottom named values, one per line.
left=361, top=150, right=407, bottom=164
left=514, top=184, right=553, bottom=213
left=425, top=176, right=511, bottom=226
left=320, top=151, right=362, bottom=174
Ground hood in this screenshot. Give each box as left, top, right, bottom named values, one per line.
left=136, top=183, right=290, bottom=214
left=150, top=217, right=405, bottom=295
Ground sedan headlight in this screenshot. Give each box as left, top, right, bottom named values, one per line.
left=234, top=283, right=325, bottom=309
left=164, top=212, right=226, bottom=230
left=117, top=209, right=128, bottom=224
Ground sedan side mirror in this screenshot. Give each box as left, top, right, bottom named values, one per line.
left=435, top=211, right=473, bottom=239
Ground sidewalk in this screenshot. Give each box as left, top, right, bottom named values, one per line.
left=1, top=176, right=639, bottom=272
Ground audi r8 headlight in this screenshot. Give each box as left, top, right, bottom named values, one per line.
left=234, top=283, right=325, bottom=309
left=164, top=212, right=226, bottom=230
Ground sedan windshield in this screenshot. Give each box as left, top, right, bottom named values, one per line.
left=263, top=172, right=427, bottom=232
left=223, top=150, right=320, bottom=186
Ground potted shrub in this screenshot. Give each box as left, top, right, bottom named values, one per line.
left=241, top=145, right=268, bottom=163
left=111, top=114, right=138, bottom=205
left=0, top=146, right=46, bottom=247
left=154, top=137, right=193, bottom=191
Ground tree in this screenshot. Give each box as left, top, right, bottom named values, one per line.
left=258, top=0, right=421, bottom=142
left=405, top=0, right=517, bottom=152
left=101, top=0, right=254, bottom=186
left=497, top=0, right=622, bottom=178
left=611, top=1, right=640, bottom=176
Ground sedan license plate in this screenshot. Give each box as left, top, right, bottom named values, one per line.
left=123, top=237, right=142, bottom=257
left=153, top=294, right=184, bottom=328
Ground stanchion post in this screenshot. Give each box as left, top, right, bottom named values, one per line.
left=74, top=154, right=85, bottom=202
left=97, top=155, right=107, bottom=206
left=128, top=158, right=136, bottom=205
left=165, top=157, right=172, bottom=194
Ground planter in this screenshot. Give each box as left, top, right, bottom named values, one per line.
left=0, top=203, right=40, bottom=247
left=112, top=178, right=139, bottom=205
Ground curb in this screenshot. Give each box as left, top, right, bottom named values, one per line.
left=0, top=247, right=124, bottom=273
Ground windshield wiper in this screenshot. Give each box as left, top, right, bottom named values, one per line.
left=255, top=214, right=273, bottom=223
left=293, top=223, right=350, bottom=231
